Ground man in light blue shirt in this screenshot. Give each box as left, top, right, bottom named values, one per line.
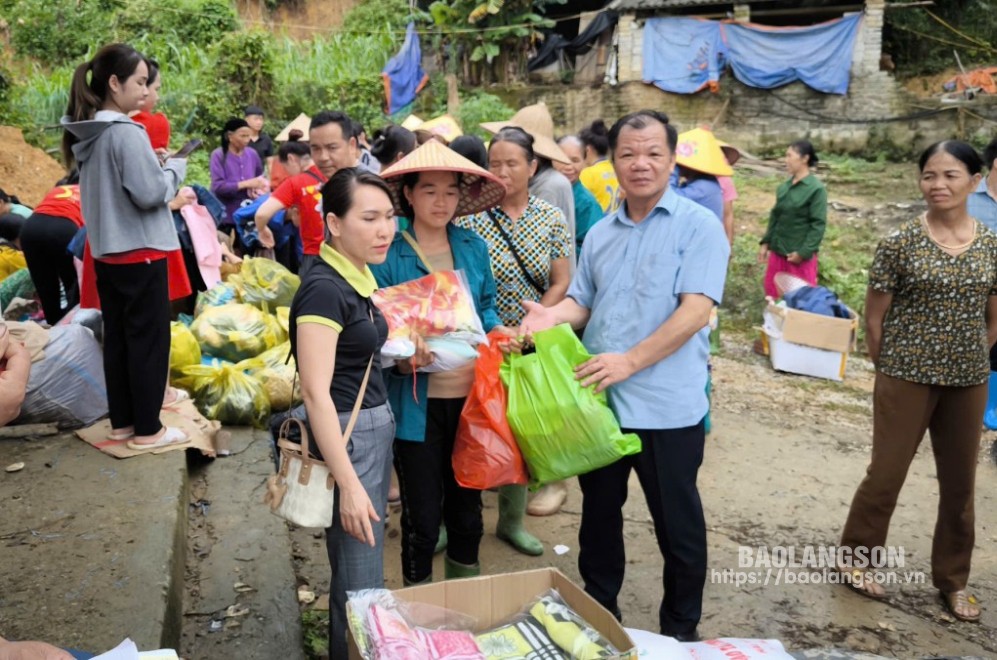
left=520, top=110, right=729, bottom=641
left=968, top=138, right=997, bottom=233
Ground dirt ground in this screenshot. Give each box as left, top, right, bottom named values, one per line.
left=0, top=125, right=66, bottom=205
left=289, top=341, right=997, bottom=658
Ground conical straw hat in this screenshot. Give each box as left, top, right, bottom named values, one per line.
left=400, top=114, right=424, bottom=131
left=717, top=140, right=741, bottom=167
left=675, top=128, right=734, bottom=177
left=480, top=102, right=569, bottom=164
left=379, top=139, right=507, bottom=217
left=414, top=114, right=463, bottom=144
left=275, top=113, right=311, bottom=142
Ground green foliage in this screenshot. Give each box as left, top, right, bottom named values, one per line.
left=885, top=2, right=997, bottom=77
left=428, top=0, right=565, bottom=79
left=116, top=0, right=238, bottom=53
left=342, top=0, right=429, bottom=34
left=6, top=0, right=119, bottom=65
left=721, top=232, right=766, bottom=331
left=454, top=91, right=514, bottom=139
left=216, top=31, right=277, bottom=111
left=300, top=609, right=329, bottom=660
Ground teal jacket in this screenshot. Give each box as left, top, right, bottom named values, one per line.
left=371, top=223, right=501, bottom=442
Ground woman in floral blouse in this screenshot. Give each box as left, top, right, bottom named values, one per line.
left=839, top=141, right=996, bottom=622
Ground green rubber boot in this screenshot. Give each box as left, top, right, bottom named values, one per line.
left=496, top=484, right=544, bottom=556
left=434, top=524, right=448, bottom=555
left=444, top=555, right=481, bottom=580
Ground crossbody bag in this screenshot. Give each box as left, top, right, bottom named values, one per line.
left=486, top=209, right=546, bottom=296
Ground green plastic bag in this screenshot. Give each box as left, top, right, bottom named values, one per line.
left=501, top=323, right=641, bottom=486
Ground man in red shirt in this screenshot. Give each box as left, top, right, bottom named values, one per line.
left=255, top=111, right=359, bottom=273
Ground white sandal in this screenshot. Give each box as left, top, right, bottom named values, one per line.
left=163, top=388, right=191, bottom=408
left=127, top=427, right=190, bottom=451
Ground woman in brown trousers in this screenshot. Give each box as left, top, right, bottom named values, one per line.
left=840, top=140, right=996, bottom=622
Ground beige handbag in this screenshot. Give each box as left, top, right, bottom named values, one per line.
left=263, top=356, right=374, bottom=528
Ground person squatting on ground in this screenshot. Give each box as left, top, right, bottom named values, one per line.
left=519, top=110, right=730, bottom=642
left=20, top=173, right=83, bottom=325
left=839, top=140, right=997, bottom=623
left=758, top=140, right=827, bottom=298
left=456, top=126, right=573, bottom=556
left=61, top=43, right=190, bottom=451
left=288, top=168, right=396, bottom=658
left=373, top=140, right=509, bottom=586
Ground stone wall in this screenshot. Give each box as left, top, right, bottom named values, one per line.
left=494, top=0, right=997, bottom=156
left=491, top=82, right=997, bottom=157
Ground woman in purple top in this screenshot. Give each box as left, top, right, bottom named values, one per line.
left=209, top=118, right=267, bottom=229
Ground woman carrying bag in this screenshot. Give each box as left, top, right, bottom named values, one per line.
left=372, top=140, right=508, bottom=586
left=287, top=167, right=397, bottom=658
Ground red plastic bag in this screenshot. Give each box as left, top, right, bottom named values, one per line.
left=452, top=331, right=529, bottom=489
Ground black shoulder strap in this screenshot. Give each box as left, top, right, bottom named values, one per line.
left=303, top=170, right=325, bottom=185
left=486, top=209, right=546, bottom=296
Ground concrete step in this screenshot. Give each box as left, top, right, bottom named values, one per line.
left=0, top=433, right=188, bottom=652
left=180, top=428, right=304, bottom=660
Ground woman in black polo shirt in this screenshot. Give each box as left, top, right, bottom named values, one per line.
left=288, top=168, right=397, bottom=658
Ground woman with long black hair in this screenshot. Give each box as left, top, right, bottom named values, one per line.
left=61, top=43, right=189, bottom=449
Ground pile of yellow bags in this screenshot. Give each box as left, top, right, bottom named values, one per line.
left=168, top=259, right=300, bottom=428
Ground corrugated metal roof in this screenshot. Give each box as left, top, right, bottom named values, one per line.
left=608, top=0, right=783, bottom=11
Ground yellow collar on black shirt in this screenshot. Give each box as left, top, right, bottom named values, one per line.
left=319, top=243, right=377, bottom=297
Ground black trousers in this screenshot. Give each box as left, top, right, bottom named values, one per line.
left=990, top=343, right=997, bottom=372
left=20, top=213, right=80, bottom=324
left=94, top=259, right=170, bottom=436
left=578, top=421, right=707, bottom=637
left=393, top=397, right=483, bottom=583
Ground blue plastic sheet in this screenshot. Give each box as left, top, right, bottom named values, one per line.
left=642, top=17, right=726, bottom=94
left=382, top=22, right=429, bottom=114
left=642, top=13, right=862, bottom=95
left=724, top=13, right=862, bottom=94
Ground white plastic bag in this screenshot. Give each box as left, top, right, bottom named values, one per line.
left=14, top=325, right=107, bottom=429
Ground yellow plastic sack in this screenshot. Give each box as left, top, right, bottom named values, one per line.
left=177, top=363, right=270, bottom=428
left=257, top=364, right=300, bottom=411
left=264, top=312, right=288, bottom=345
left=190, top=303, right=280, bottom=363
left=276, top=307, right=290, bottom=333
left=235, top=342, right=300, bottom=411
left=230, top=256, right=300, bottom=308
left=169, top=322, right=201, bottom=380
left=194, top=282, right=239, bottom=317
left=0, top=246, right=27, bottom=282
left=243, top=341, right=292, bottom=370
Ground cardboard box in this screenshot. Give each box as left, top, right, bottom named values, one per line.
left=347, top=568, right=637, bottom=659
left=763, top=303, right=858, bottom=382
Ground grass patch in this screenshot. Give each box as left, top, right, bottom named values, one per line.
left=301, top=608, right=329, bottom=659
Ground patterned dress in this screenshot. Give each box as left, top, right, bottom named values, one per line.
left=870, top=216, right=997, bottom=387
left=457, top=196, right=572, bottom=326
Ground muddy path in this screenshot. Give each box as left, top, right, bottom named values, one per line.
left=289, top=340, right=997, bottom=657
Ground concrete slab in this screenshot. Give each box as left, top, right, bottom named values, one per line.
left=0, top=433, right=187, bottom=652
left=180, top=428, right=303, bottom=660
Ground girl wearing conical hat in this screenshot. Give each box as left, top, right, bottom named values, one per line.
left=373, top=140, right=510, bottom=585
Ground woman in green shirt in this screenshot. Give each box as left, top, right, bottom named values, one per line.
left=758, top=140, right=827, bottom=298
left=839, top=141, right=996, bottom=623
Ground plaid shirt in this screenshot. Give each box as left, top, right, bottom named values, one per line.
left=457, top=196, right=571, bottom=326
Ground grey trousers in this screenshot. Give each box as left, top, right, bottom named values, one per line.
left=325, top=403, right=395, bottom=659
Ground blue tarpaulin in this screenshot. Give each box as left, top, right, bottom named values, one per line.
left=642, top=17, right=727, bottom=94
left=642, top=13, right=862, bottom=95
left=724, top=13, right=862, bottom=94
left=382, top=22, right=429, bottom=115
